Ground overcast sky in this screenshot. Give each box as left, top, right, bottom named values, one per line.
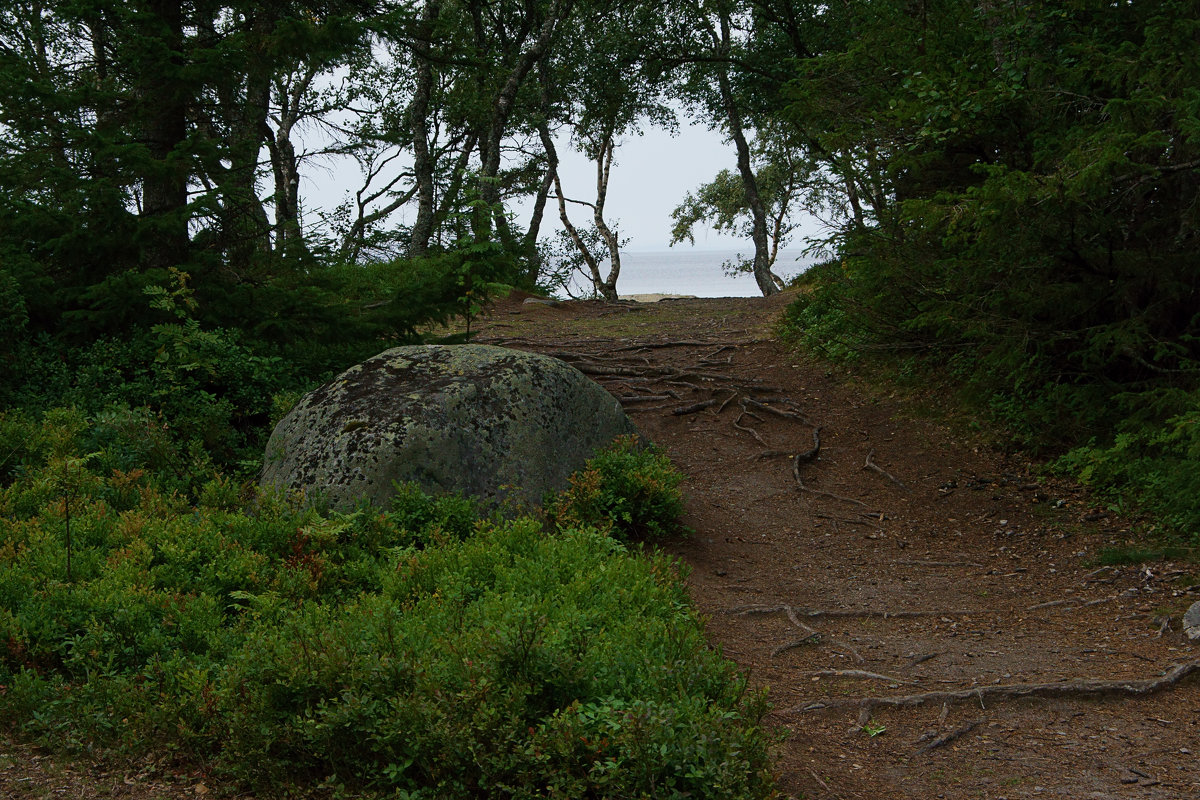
left=302, top=113, right=824, bottom=255
left=531, top=118, right=748, bottom=252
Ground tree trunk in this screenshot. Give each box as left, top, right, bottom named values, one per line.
left=408, top=0, right=440, bottom=256
left=474, top=0, right=575, bottom=240
left=592, top=135, right=622, bottom=300
left=268, top=67, right=316, bottom=258
left=138, top=0, right=190, bottom=271
left=224, top=32, right=273, bottom=267
left=716, top=11, right=776, bottom=297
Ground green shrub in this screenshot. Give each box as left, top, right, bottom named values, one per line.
left=219, top=522, right=773, bottom=798
left=0, top=435, right=774, bottom=800
left=547, top=435, right=687, bottom=541
left=1053, top=388, right=1200, bottom=542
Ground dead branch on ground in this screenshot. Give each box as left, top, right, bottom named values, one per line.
left=916, top=718, right=986, bottom=754
left=732, top=604, right=981, bottom=621
left=789, top=661, right=1200, bottom=713
left=806, top=669, right=914, bottom=684
left=863, top=449, right=905, bottom=489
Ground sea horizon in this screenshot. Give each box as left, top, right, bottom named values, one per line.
left=556, top=247, right=816, bottom=299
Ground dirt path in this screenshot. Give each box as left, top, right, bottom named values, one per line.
left=480, top=292, right=1200, bottom=800
left=6, top=292, right=1198, bottom=800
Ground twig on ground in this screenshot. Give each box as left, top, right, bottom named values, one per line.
left=896, top=560, right=985, bottom=568
left=916, top=718, right=986, bottom=754
left=790, top=661, right=1200, bottom=713
left=806, top=669, right=914, bottom=684
left=863, top=449, right=905, bottom=489
left=806, top=769, right=835, bottom=798
left=1028, top=599, right=1073, bottom=610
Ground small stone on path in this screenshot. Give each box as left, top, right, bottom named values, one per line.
left=1184, top=601, right=1200, bottom=641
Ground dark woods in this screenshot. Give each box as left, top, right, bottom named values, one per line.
left=2, top=0, right=1199, bottom=526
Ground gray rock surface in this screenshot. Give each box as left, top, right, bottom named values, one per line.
left=1184, top=601, right=1200, bottom=642
left=261, top=344, right=638, bottom=509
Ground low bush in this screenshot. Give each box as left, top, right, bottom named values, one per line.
left=0, top=413, right=775, bottom=799
left=547, top=435, right=687, bottom=541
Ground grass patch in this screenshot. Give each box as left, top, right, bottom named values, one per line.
left=1093, top=544, right=1196, bottom=567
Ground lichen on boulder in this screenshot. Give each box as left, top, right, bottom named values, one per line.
left=260, top=344, right=639, bottom=509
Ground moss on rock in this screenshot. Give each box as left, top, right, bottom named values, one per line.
left=260, top=344, right=639, bottom=509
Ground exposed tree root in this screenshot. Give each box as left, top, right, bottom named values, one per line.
left=789, top=661, right=1200, bottom=713
left=672, top=399, right=719, bottom=415
left=609, top=339, right=757, bottom=351
left=794, top=427, right=822, bottom=464
left=732, top=604, right=981, bottom=621
left=793, top=475, right=872, bottom=508
left=773, top=634, right=821, bottom=657
left=815, top=512, right=880, bottom=530
left=733, top=412, right=770, bottom=446
left=742, top=397, right=812, bottom=425
left=806, top=669, right=914, bottom=685
left=617, top=394, right=674, bottom=404
left=753, top=606, right=866, bottom=664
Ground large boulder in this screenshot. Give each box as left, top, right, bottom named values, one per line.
left=261, top=344, right=638, bottom=509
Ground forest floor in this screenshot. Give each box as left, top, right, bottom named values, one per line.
left=5, top=291, right=1199, bottom=800
left=477, top=291, right=1200, bottom=800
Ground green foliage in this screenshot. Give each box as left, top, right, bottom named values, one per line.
left=1093, top=545, right=1194, bottom=567
left=0, top=412, right=774, bottom=799
left=779, top=0, right=1200, bottom=541
left=548, top=435, right=687, bottom=542
left=1051, top=389, right=1200, bottom=540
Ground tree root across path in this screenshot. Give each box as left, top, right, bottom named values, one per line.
left=731, top=604, right=984, bottom=620
left=788, top=660, right=1200, bottom=714
left=495, top=339, right=901, bottom=520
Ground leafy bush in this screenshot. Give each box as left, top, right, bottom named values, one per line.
left=220, top=522, right=772, bottom=797
left=547, top=435, right=687, bottom=541
left=0, top=414, right=775, bottom=799
left=1052, top=389, right=1200, bottom=540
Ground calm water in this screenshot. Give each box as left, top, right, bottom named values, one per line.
left=561, top=248, right=814, bottom=298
